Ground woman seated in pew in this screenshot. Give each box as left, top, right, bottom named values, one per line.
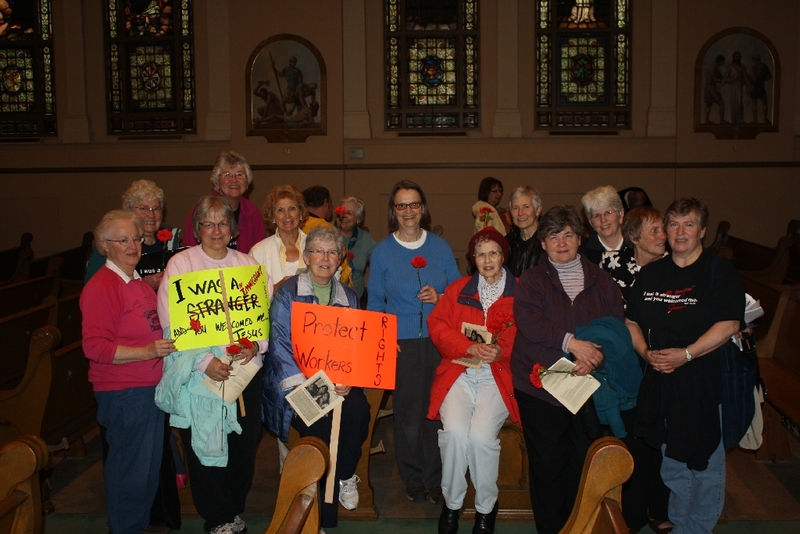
left=599, top=206, right=672, bottom=533
left=426, top=227, right=519, bottom=534
left=262, top=225, right=370, bottom=529
left=80, top=210, right=176, bottom=534
left=85, top=179, right=181, bottom=289
left=156, top=196, right=268, bottom=534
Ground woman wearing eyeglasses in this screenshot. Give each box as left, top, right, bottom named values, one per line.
left=156, top=196, right=268, bottom=534
left=262, top=225, right=370, bottom=529
left=182, top=151, right=266, bottom=254
left=579, top=185, right=628, bottom=265
left=367, top=180, right=461, bottom=505
left=81, top=210, right=176, bottom=534
left=85, top=179, right=181, bottom=288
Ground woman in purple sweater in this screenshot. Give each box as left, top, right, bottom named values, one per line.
left=81, top=210, right=176, bottom=534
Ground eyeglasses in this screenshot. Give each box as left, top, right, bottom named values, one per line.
left=474, top=250, right=503, bottom=260
left=199, top=221, right=231, bottom=230
left=220, top=171, right=246, bottom=180
left=490, top=188, right=503, bottom=194
left=134, top=205, right=163, bottom=213
left=309, top=249, right=340, bottom=259
left=105, top=235, right=144, bottom=246
left=591, top=209, right=619, bottom=222
left=393, top=202, right=422, bottom=211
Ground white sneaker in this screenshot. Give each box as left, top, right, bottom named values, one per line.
left=232, top=515, right=247, bottom=534
left=338, top=474, right=360, bottom=510
left=209, top=524, right=235, bottom=534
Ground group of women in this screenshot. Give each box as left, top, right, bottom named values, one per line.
left=81, top=154, right=744, bottom=534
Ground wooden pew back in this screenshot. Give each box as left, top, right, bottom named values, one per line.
left=0, top=435, right=48, bottom=534
left=28, top=232, right=93, bottom=282
left=265, top=437, right=328, bottom=534
left=710, top=221, right=792, bottom=283
left=559, top=437, right=633, bottom=534
left=0, top=276, right=61, bottom=320
left=771, top=290, right=800, bottom=377
left=0, top=234, right=33, bottom=286
left=55, top=294, right=82, bottom=349
left=0, top=299, right=57, bottom=391
left=41, top=341, right=96, bottom=447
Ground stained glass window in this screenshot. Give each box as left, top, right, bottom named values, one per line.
left=0, top=0, right=56, bottom=138
left=385, top=0, right=478, bottom=131
left=536, top=0, right=630, bottom=130
left=104, top=0, right=195, bottom=135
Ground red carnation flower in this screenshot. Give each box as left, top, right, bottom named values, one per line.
left=347, top=252, right=355, bottom=260
left=479, top=206, right=492, bottom=216
left=226, top=344, right=242, bottom=355
left=189, top=318, right=202, bottom=333
left=411, top=256, right=428, bottom=269
left=238, top=338, right=254, bottom=350
left=156, top=228, right=173, bottom=242
left=335, top=205, right=346, bottom=218
left=530, top=363, right=546, bottom=389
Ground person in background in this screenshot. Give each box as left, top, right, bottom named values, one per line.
left=580, top=185, right=627, bottom=265
left=472, top=177, right=507, bottom=235
left=505, top=185, right=544, bottom=277
left=249, top=185, right=308, bottom=296
left=81, top=210, right=176, bottom=534
left=625, top=198, right=744, bottom=534
left=427, top=227, right=519, bottom=534
left=262, top=225, right=370, bottom=529
left=511, top=205, right=624, bottom=534
left=368, top=180, right=461, bottom=505
left=182, top=151, right=265, bottom=254
left=156, top=196, right=267, bottom=534
left=617, top=186, right=654, bottom=213
left=333, top=195, right=376, bottom=307
left=85, top=179, right=181, bottom=288
left=300, top=185, right=353, bottom=286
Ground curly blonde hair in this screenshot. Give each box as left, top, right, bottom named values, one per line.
left=262, top=185, right=308, bottom=235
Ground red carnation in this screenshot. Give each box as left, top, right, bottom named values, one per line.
left=226, top=344, right=242, bottom=355
left=530, top=363, right=546, bottom=389
left=335, top=205, right=346, bottom=218
left=479, top=206, right=492, bottom=216
left=189, top=318, right=202, bottom=333
left=156, top=228, right=173, bottom=242
left=347, top=252, right=355, bottom=260
left=411, top=256, right=428, bottom=269
left=238, top=338, right=254, bottom=350
left=488, top=311, right=515, bottom=344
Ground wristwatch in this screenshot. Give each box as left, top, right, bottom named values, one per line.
left=685, top=347, right=693, bottom=361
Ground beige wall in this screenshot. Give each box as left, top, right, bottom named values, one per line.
left=2, top=0, right=799, bottom=270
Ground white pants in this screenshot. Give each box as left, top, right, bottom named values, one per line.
left=438, top=365, right=509, bottom=513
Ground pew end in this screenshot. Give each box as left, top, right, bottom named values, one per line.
left=0, top=435, right=48, bottom=534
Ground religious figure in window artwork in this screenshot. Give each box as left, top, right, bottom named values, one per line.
left=0, top=0, right=35, bottom=38
left=703, top=55, right=726, bottom=124
left=125, top=0, right=173, bottom=37
left=746, top=53, right=772, bottom=124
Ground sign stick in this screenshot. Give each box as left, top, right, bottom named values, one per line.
left=217, top=269, right=246, bottom=417
left=324, top=402, right=343, bottom=504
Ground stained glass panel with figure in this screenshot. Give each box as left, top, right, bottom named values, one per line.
left=0, top=0, right=56, bottom=137
left=105, top=0, right=195, bottom=135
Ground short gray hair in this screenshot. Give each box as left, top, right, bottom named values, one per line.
left=581, top=185, right=623, bottom=219
left=94, top=210, right=144, bottom=257
left=192, top=196, right=240, bottom=241
left=304, top=225, right=345, bottom=258
left=210, top=151, right=253, bottom=189
left=508, top=185, right=543, bottom=211
left=535, top=205, right=584, bottom=242
left=121, top=179, right=164, bottom=210
left=336, top=196, right=366, bottom=225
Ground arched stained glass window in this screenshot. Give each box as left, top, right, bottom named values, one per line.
left=385, top=0, right=479, bottom=132
left=104, top=0, right=195, bottom=136
left=535, top=0, right=630, bottom=130
left=0, top=0, right=56, bottom=138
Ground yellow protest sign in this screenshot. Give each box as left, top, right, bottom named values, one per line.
left=168, top=265, right=269, bottom=351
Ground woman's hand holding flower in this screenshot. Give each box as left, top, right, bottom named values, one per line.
left=206, top=357, right=234, bottom=381
left=146, top=339, right=176, bottom=360
left=466, top=342, right=502, bottom=364
left=417, top=284, right=440, bottom=304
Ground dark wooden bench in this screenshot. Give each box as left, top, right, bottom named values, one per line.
left=0, top=435, right=49, bottom=534
left=710, top=221, right=794, bottom=283
left=740, top=273, right=789, bottom=341
left=0, top=298, right=58, bottom=391
left=55, top=294, right=82, bottom=349
left=28, top=232, right=93, bottom=283
left=755, top=284, right=800, bottom=462
left=0, top=233, right=33, bottom=286
left=0, top=275, right=61, bottom=320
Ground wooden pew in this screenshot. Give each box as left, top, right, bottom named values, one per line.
left=0, top=276, right=61, bottom=320
left=55, top=294, right=82, bottom=349
left=0, top=298, right=57, bottom=391
left=740, top=273, right=790, bottom=341
left=0, top=435, right=49, bottom=534
left=264, top=437, right=328, bottom=534
left=558, top=437, right=633, bottom=534
left=0, top=326, right=60, bottom=448
left=0, top=234, right=33, bottom=287
left=710, top=221, right=793, bottom=283
left=27, top=232, right=93, bottom=282
left=755, top=284, right=800, bottom=462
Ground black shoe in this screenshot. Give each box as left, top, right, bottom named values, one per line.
left=438, top=503, right=460, bottom=534
left=406, top=485, right=427, bottom=502
left=472, top=501, right=499, bottom=534
left=428, top=485, right=443, bottom=505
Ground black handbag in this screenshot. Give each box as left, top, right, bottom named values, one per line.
left=719, top=331, right=760, bottom=450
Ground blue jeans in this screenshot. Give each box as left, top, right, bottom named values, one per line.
left=660, top=408, right=726, bottom=534
left=96, top=386, right=164, bottom=534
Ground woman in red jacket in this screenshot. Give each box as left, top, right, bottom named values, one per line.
left=427, top=227, right=520, bottom=534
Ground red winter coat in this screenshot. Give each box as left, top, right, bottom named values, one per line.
left=426, top=269, right=520, bottom=423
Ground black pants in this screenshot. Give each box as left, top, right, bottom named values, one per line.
left=291, top=387, right=370, bottom=528
left=516, top=388, right=589, bottom=534
left=180, top=369, right=263, bottom=533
